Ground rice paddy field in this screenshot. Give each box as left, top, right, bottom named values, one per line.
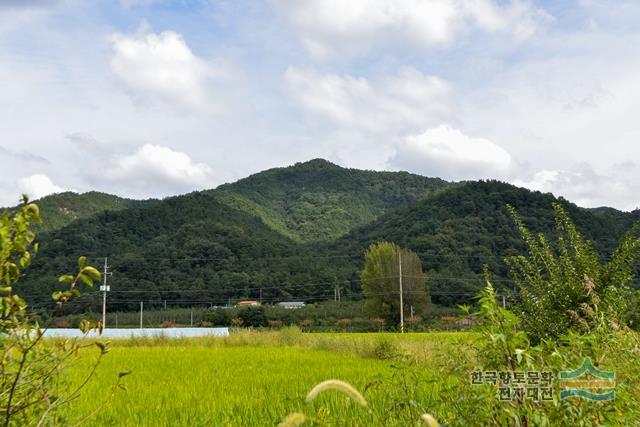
left=57, top=330, right=476, bottom=426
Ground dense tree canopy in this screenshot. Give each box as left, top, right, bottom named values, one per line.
left=11, top=160, right=640, bottom=315
left=360, top=242, right=429, bottom=325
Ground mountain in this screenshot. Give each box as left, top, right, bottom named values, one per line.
left=327, top=180, right=640, bottom=304
left=19, top=160, right=451, bottom=310
left=13, top=160, right=640, bottom=311
left=20, top=191, right=310, bottom=311
left=211, top=159, right=452, bottom=241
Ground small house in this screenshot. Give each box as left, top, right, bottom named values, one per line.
left=237, top=300, right=261, bottom=306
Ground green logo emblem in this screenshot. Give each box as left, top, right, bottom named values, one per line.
left=559, top=358, right=615, bottom=401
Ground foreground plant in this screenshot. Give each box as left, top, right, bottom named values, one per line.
left=0, top=196, right=124, bottom=426
left=506, top=203, right=640, bottom=342
left=456, top=280, right=640, bottom=426
left=280, top=379, right=440, bottom=426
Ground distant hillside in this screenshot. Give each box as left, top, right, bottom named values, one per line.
left=6, top=191, right=157, bottom=233
left=328, top=180, right=640, bottom=303
left=212, top=159, right=452, bottom=241
left=20, top=191, right=333, bottom=310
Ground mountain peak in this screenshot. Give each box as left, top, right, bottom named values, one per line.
left=293, top=158, right=342, bottom=169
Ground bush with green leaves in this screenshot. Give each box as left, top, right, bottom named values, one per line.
left=438, top=203, right=640, bottom=425
left=506, top=203, right=640, bottom=342
left=623, top=289, right=640, bottom=330
left=444, top=281, right=640, bottom=426
left=237, top=306, right=268, bottom=327
left=203, top=307, right=232, bottom=326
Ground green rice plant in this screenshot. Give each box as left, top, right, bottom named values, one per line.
left=61, top=345, right=420, bottom=426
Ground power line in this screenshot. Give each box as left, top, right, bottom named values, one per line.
left=16, top=273, right=526, bottom=301
left=33, top=251, right=523, bottom=265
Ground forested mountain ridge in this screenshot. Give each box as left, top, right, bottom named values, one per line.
left=18, top=160, right=452, bottom=309
left=10, top=160, right=640, bottom=311
left=3, top=191, right=157, bottom=233
left=211, top=158, right=452, bottom=241
left=21, top=192, right=307, bottom=310
left=326, top=180, right=640, bottom=304
left=9, top=159, right=451, bottom=241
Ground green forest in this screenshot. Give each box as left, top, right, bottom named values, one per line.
left=9, top=159, right=640, bottom=315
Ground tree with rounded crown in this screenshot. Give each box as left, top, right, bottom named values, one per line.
left=360, top=241, right=429, bottom=327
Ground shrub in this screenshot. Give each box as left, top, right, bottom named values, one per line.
left=623, top=289, right=640, bottom=330
left=507, top=203, right=640, bottom=342
left=203, top=308, right=231, bottom=326
left=237, top=306, right=268, bottom=327
left=0, top=197, right=125, bottom=425
left=447, top=281, right=640, bottom=425
left=370, top=338, right=401, bottom=360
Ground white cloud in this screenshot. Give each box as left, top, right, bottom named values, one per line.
left=17, top=174, right=66, bottom=200
left=285, top=67, right=452, bottom=134
left=100, top=144, right=218, bottom=198
left=457, top=29, right=640, bottom=173
left=514, top=162, right=640, bottom=211
left=109, top=27, right=224, bottom=112
left=389, top=125, right=515, bottom=180
left=274, top=0, right=551, bottom=58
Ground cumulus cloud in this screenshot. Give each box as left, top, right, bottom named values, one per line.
left=514, top=162, right=640, bottom=211
left=285, top=67, right=452, bottom=134
left=100, top=144, right=218, bottom=199
left=389, top=125, right=515, bottom=180
left=110, top=27, right=224, bottom=112
left=274, top=0, right=551, bottom=58
left=17, top=174, right=66, bottom=200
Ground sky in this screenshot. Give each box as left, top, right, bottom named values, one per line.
left=1, top=0, right=639, bottom=210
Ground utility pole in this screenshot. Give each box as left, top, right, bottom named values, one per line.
left=190, top=309, right=194, bottom=327
left=259, top=288, right=263, bottom=304
left=100, top=258, right=111, bottom=329
left=334, top=287, right=337, bottom=302
left=399, top=251, right=404, bottom=333
left=501, top=294, right=506, bottom=309
left=139, top=301, right=143, bottom=329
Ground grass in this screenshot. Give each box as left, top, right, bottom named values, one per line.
left=52, top=328, right=640, bottom=425
left=57, top=330, right=472, bottom=426
left=62, top=347, right=390, bottom=426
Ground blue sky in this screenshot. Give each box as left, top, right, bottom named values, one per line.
left=1, top=0, right=639, bottom=210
